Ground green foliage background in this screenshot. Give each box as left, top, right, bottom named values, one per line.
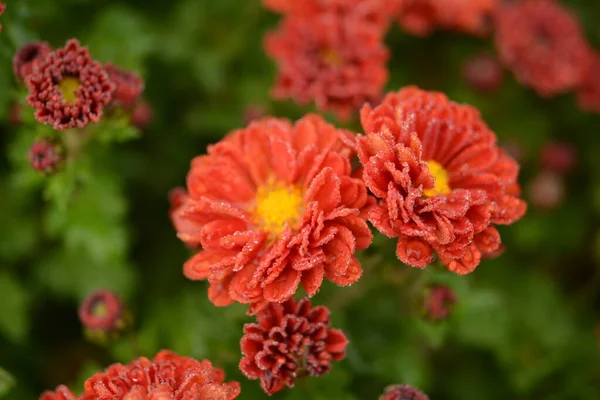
left=1, top=0, right=600, bottom=398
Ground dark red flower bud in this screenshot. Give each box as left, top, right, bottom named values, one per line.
left=528, top=171, right=564, bottom=210
left=130, top=99, right=153, bottom=129
left=422, top=285, right=457, bottom=322
left=28, top=139, right=63, bottom=174
left=240, top=298, right=348, bottom=395
left=78, top=289, right=128, bottom=336
left=380, top=384, right=430, bottom=400
left=105, top=63, right=144, bottom=109
left=462, top=53, right=503, bottom=93
left=13, top=41, right=52, bottom=83
left=540, top=141, right=576, bottom=175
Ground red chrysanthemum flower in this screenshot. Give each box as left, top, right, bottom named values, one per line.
left=40, top=386, right=78, bottom=400
left=462, top=53, right=503, bottom=93
left=13, top=41, right=52, bottom=83
left=239, top=297, right=348, bottom=395
left=39, top=351, right=240, bottom=400
left=26, top=39, right=114, bottom=130
left=493, top=0, right=591, bottom=97
left=29, top=138, right=63, bottom=174
left=264, top=11, right=389, bottom=120
left=577, top=51, right=600, bottom=113
left=379, top=384, right=429, bottom=400
left=78, top=289, right=127, bottom=333
left=397, top=0, right=496, bottom=37
left=170, top=115, right=372, bottom=313
left=422, top=285, right=456, bottom=322
left=357, top=86, right=526, bottom=274
left=105, top=63, right=144, bottom=109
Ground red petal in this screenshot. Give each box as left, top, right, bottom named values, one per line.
left=396, top=237, right=434, bottom=268
left=263, top=267, right=301, bottom=303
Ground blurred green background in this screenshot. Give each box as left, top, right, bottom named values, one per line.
left=1, top=0, right=600, bottom=398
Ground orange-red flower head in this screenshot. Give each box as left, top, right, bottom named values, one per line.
left=493, top=0, right=591, bottom=97
left=13, top=41, right=52, bottom=83
left=264, top=9, right=389, bottom=120
left=105, top=63, right=144, bottom=109
left=42, top=350, right=241, bottom=400
left=397, top=0, right=496, bottom=37
left=26, top=39, right=114, bottom=130
left=379, top=384, right=429, bottom=400
left=239, top=297, right=348, bottom=395
left=357, top=86, right=526, bottom=274
left=170, top=114, right=372, bottom=313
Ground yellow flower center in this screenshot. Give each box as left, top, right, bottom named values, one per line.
left=58, top=76, right=81, bottom=103
left=91, top=301, right=108, bottom=317
left=423, top=160, right=451, bottom=197
left=322, top=48, right=342, bottom=67
left=254, top=181, right=303, bottom=237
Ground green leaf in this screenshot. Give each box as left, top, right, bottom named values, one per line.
left=0, top=271, right=30, bottom=342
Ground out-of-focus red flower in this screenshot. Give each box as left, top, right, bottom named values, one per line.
left=493, top=0, right=591, bottom=97
left=0, top=1, right=5, bottom=32
left=39, top=386, right=77, bottom=400
left=528, top=171, right=564, bottom=210
left=358, top=86, right=526, bottom=274
left=264, top=10, right=389, bottom=120
left=239, top=297, right=347, bottom=395
left=577, top=51, right=600, bottom=113
left=540, top=141, right=576, bottom=175
left=13, top=41, right=52, bottom=83
left=40, top=350, right=240, bottom=400
left=263, top=0, right=402, bottom=31
left=170, top=115, right=372, bottom=313
left=10, top=103, right=22, bottom=125
left=462, top=53, right=504, bottom=93
left=29, top=139, right=63, bottom=174
left=26, top=39, right=114, bottom=131
left=422, top=285, right=457, bottom=322
left=379, top=384, right=430, bottom=400
left=398, top=0, right=496, bottom=37
left=130, top=99, right=153, bottom=129
left=78, top=289, right=127, bottom=334
left=105, top=64, right=144, bottom=109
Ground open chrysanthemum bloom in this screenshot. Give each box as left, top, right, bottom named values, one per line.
left=357, top=86, right=526, bottom=274
left=397, top=0, right=496, bottom=37
left=239, top=297, right=348, bottom=395
left=170, top=115, right=372, bottom=313
left=493, top=0, right=591, bottom=97
left=26, top=39, right=114, bottom=130
left=264, top=8, right=389, bottom=120
left=40, top=350, right=240, bottom=400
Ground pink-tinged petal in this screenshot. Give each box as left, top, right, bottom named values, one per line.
left=301, top=265, right=325, bottom=297
left=396, top=237, right=434, bottom=268
left=198, top=219, right=249, bottom=249
left=183, top=251, right=235, bottom=280
left=229, top=263, right=264, bottom=305
left=208, top=275, right=235, bottom=306
left=263, top=267, right=301, bottom=303
left=474, top=226, right=501, bottom=254
left=442, top=244, right=481, bottom=275
left=269, top=135, right=298, bottom=184
left=239, top=357, right=262, bottom=379
left=304, top=168, right=341, bottom=213
left=325, top=256, right=362, bottom=286
left=325, top=328, right=349, bottom=354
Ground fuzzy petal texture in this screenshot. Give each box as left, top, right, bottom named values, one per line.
left=358, top=86, right=526, bottom=273
left=239, top=298, right=347, bottom=395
